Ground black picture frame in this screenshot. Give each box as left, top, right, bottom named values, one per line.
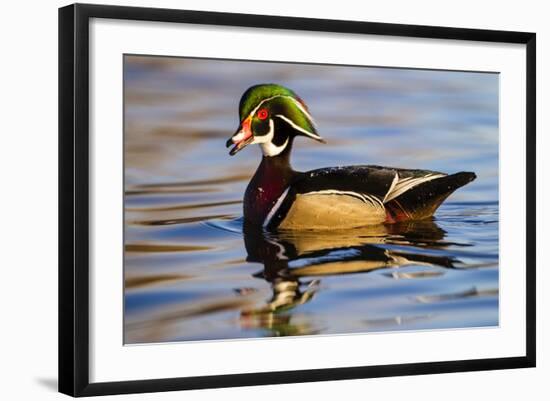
left=58, top=3, right=536, bottom=397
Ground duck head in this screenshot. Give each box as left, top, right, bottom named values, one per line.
left=226, top=84, right=325, bottom=157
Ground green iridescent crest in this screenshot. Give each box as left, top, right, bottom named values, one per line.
left=239, top=84, right=298, bottom=120
left=238, top=84, right=320, bottom=140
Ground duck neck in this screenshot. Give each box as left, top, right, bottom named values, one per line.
left=244, top=138, right=296, bottom=226
left=261, top=136, right=293, bottom=167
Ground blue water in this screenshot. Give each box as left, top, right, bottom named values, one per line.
left=123, top=56, right=499, bottom=344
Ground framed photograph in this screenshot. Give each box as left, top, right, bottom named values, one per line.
left=58, top=3, right=536, bottom=397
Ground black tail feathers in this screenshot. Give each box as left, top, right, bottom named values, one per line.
left=386, top=171, right=476, bottom=221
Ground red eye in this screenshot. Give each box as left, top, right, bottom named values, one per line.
left=257, top=108, right=268, bottom=120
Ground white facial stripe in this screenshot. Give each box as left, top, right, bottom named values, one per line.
left=263, top=186, right=290, bottom=228
left=247, top=95, right=315, bottom=125
left=251, top=119, right=289, bottom=157
left=288, top=96, right=315, bottom=122
left=275, top=114, right=323, bottom=140
left=248, top=95, right=282, bottom=119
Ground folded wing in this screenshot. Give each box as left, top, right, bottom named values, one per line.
left=263, top=165, right=476, bottom=229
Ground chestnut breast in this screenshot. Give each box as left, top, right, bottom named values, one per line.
left=243, top=157, right=296, bottom=226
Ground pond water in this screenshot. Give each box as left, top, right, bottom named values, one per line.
left=123, top=56, right=499, bottom=344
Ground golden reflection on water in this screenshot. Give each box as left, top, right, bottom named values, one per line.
left=124, top=217, right=496, bottom=343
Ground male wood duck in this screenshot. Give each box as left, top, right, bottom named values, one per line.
left=226, top=84, right=476, bottom=230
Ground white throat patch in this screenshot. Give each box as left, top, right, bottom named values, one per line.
left=252, top=119, right=289, bottom=157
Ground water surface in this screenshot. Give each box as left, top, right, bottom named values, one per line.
left=123, top=56, right=499, bottom=344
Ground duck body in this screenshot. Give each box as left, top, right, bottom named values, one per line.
left=244, top=154, right=475, bottom=230
left=227, top=84, right=476, bottom=231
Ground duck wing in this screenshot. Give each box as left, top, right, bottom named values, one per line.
left=383, top=170, right=476, bottom=221
left=296, top=165, right=447, bottom=198
left=264, top=165, right=476, bottom=229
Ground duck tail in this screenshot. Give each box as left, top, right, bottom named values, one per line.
left=385, top=172, right=476, bottom=222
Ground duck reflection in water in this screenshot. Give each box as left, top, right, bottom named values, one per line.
left=238, top=220, right=459, bottom=335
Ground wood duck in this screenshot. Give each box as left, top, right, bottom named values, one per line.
left=226, top=84, right=476, bottom=230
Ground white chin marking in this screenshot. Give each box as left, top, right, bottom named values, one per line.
left=260, top=139, right=289, bottom=157
left=252, top=119, right=289, bottom=157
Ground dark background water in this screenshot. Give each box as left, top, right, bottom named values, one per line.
left=123, top=55, right=498, bottom=344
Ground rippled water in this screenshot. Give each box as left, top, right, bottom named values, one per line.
left=123, top=55, right=499, bottom=344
